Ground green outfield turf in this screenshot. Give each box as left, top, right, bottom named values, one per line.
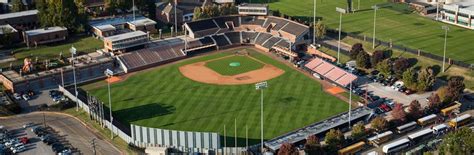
left=82, top=48, right=348, bottom=146
left=253, top=0, right=474, bottom=64
left=205, top=55, right=264, bottom=75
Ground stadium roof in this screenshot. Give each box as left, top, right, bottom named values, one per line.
left=264, top=107, right=373, bottom=151
left=238, top=3, right=268, bottom=7
left=0, top=10, right=38, bottom=20
left=104, top=31, right=147, bottom=42
left=24, top=27, right=67, bottom=36
left=305, top=58, right=357, bottom=87
left=128, top=18, right=157, bottom=27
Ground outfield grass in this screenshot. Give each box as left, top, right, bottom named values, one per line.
left=205, top=55, right=264, bottom=75
left=254, top=0, right=474, bottom=64
left=1, top=36, right=102, bottom=68
left=83, top=48, right=348, bottom=146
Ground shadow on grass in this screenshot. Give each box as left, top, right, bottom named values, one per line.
left=220, top=136, right=262, bottom=147
left=113, top=103, right=176, bottom=124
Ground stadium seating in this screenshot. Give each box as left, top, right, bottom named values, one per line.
left=254, top=33, right=273, bottom=46
left=262, top=37, right=282, bottom=49
left=241, top=31, right=258, bottom=44
left=241, top=16, right=265, bottom=26
left=211, top=35, right=231, bottom=47
left=118, top=43, right=186, bottom=72
left=262, top=16, right=289, bottom=31
left=213, top=16, right=240, bottom=28
left=224, top=32, right=242, bottom=45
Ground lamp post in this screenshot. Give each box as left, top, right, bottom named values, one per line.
left=348, top=82, right=352, bottom=128
left=313, top=0, right=317, bottom=45
left=70, top=46, right=78, bottom=111
left=372, top=5, right=379, bottom=49
left=442, top=25, right=449, bottom=73
left=255, top=81, right=268, bottom=153
left=336, top=7, right=346, bottom=64
left=104, top=69, right=114, bottom=139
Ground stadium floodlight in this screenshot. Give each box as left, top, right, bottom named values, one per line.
left=442, top=25, right=449, bottom=73
left=313, top=0, right=317, bottom=45
left=255, top=81, right=268, bottom=153
left=336, top=7, right=346, bottom=64
left=70, top=46, right=78, bottom=111
left=372, top=5, right=379, bottom=49
left=104, top=69, right=114, bottom=139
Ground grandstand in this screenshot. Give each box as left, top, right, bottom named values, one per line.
left=211, top=34, right=232, bottom=48
left=305, top=57, right=358, bottom=87
left=224, top=32, right=242, bottom=45
left=117, top=43, right=186, bottom=73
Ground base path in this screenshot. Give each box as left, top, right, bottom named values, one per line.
left=179, top=57, right=285, bottom=85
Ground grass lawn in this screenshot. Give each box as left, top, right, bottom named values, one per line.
left=205, top=55, right=264, bottom=76
left=254, top=0, right=474, bottom=64
left=82, top=48, right=348, bottom=146
left=1, top=36, right=102, bottom=68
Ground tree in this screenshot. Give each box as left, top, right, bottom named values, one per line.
left=304, top=135, right=322, bottom=154
left=370, top=116, right=388, bottom=131
left=350, top=43, right=364, bottom=59
left=376, top=59, right=392, bottom=77
left=37, top=0, right=87, bottom=33
left=416, top=67, right=436, bottom=92
left=371, top=50, right=387, bottom=67
left=325, top=129, right=344, bottom=151
left=392, top=103, right=407, bottom=123
left=402, top=68, right=417, bottom=90
left=278, top=142, right=298, bottom=155
left=439, top=127, right=474, bottom=154
left=427, top=93, right=442, bottom=113
left=407, top=100, right=423, bottom=120
left=0, top=27, right=13, bottom=47
left=392, top=58, right=410, bottom=78
left=351, top=122, right=366, bottom=140
left=315, top=20, right=326, bottom=40
left=11, top=0, right=24, bottom=12
left=193, top=7, right=203, bottom=21
left=356, top=51, right=371, bottom=69
left=444, top=76, right=465, bottom=103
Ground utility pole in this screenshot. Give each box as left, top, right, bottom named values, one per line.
left=174, top=0, right=178, bottom=35
left=91, top=138, right=97, bottom=155
left=43, top=111, right=46, bottom=127
left=442, top=25, right=449, bottom=73
left=255, top=81, right=268, bottom=154
left=372, top=5, right=379, bottom=49
left=132, top=0, right=136, bottom=21
left=336, top=7, right=346, bottom=64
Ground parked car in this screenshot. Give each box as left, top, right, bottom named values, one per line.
left=52, top=143, right=65, bottom=153
left=19, top=137, right=28, bottom=144
left=12, top=145, right=26, bottom=153
left=13, top=93, right=21, bottom=100
left=404, top=89, right=415, bottom=95
left=23, top=123, right=34, bottom=129
left=22, top=94, right=30, bottom=101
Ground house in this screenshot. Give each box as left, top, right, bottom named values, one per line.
left=90, top=15, right=157, bottom=38
left=23, top=27, right=68, bottom=47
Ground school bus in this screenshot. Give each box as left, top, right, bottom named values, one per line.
left=441, top=102, right=462, bottom=116
left=449, top=114, right=471, bottom=128
left=338, top=141, right=366, bottom=155
left=417, top=114, right=437, bottom=126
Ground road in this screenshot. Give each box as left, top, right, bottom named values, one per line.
left=0, top=112, right=121, bottom=155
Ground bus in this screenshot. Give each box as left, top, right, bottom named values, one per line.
left=449, top=114, right=472, bottom=128
left=396, top=121, right=417, bottom=134
left=367, top=131, right=393, bottom=146
left=338, top=141, right=366, bottom=155
left=417, top=114, right=437, bottom=126
left=407, top=128, right=433, bottom=143
left=432, top=124, right=448, bottom=135
left=441, top=102, right=461, bottom=116
left=382, top=138, right=411, bottom=154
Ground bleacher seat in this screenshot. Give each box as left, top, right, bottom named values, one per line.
left=225, top=32, right=241, bottom=45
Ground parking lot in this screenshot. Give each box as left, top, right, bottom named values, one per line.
left=362, top=82, right=432, bottom=107
left=0, top=112, right=121, bottom=155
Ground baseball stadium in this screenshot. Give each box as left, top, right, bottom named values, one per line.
left=77, top=15, right=367, bottom=153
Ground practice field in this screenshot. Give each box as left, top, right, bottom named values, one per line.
left=254, top=0, right=474, bottom=63
left=205, top=55, right=264, bottom=76
left=82, top=48, right=348, bottom=146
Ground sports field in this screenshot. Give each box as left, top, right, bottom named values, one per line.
left=205, top=55, right=264, bottom=76
left=82, top=48, right=348, bottom=145
left=254, top=0, right=474, bottom=63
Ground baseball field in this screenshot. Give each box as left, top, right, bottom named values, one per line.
left=82, top=48, right=348, bottom=145
left=255, top=0, right=474, bottom=64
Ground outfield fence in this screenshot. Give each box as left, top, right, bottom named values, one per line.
left=323, top=28, right=474, bottom=69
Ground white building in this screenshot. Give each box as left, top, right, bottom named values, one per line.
left=441, top=1, right=474, bottom=29
left=237, top=3, right=269, bottom=16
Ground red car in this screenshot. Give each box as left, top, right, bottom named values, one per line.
left=20, top=137, right=28, bottom=144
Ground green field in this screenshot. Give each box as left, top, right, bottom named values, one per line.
left=254, top=0, right=474, bottom=64
left=82, top=49, right=348, bottom=145
left=205, top=55, right=264, bottom=75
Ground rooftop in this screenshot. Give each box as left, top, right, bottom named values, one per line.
left=0, top=10, right=38, bottom=20
left=128, top=18, right=157, bottom=27
left=24, top=27, right=67, bottom=36
left=104, top=31, right=147, bottom=42
left=93, top=24, right=116, bottom=31
left=238, top=3, right=269, bottom=7
left=0, top=24, right=17, bottom=35
left=264, top=107, right=373, bottom=151
left=89, top=15, right=147, bottom=27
